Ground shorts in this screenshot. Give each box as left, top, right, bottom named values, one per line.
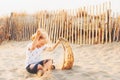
left=26, top=59, right=50, bottom=74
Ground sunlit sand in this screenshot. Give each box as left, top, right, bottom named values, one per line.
left=0, top=40, right=120, bottom=80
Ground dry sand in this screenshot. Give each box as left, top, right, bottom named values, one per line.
left=0, top=40, right=120, bottom=80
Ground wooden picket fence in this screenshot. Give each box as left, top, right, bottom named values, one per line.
left=35, top=2, right=120, bottom=44
left=1, top=1, right=120, bottom=44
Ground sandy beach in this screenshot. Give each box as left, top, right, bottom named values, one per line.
left=0, top=40, right=120, bottom=80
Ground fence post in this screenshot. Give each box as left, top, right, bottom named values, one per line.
left=95, top=5, right=98, bottom=44
left=77, top=9, right=80, bottom=44
left=115, top=13, right=119, bottom=42
left=89, top=6, right=92, bottom=44
left=92, top=6, right=95, bottom=44
left=66, top=14, right=69, bottom=42
left=108, top=2, right=112, bottom=43
left=80, top=8, right=83, bottom=44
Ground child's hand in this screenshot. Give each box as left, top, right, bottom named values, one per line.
left=36, top=29, right=41, bottom=36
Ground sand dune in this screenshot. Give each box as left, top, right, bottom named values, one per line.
left=0, top=40, right=120, bottom=80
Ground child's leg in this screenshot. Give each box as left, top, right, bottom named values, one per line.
left=43, top=59, right=55, bottom=71
left=26, top=64, right=38, bottom=74
left=37, top=59, right=55, bottom=72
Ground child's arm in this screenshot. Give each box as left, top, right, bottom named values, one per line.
left=44, top=39, right=61, bottom=51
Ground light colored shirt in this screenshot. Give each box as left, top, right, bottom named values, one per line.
left=25, top=43, right=47, bottom=67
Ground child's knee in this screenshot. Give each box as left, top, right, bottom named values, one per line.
left=37, top=64, right=43, bottom=70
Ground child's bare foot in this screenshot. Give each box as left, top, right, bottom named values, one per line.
left=37, top=70, right=44, bottom=77
left=51, top=65, right=55, bottom=70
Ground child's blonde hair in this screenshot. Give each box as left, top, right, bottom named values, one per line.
left=31, top=28, right=50, bottom=43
